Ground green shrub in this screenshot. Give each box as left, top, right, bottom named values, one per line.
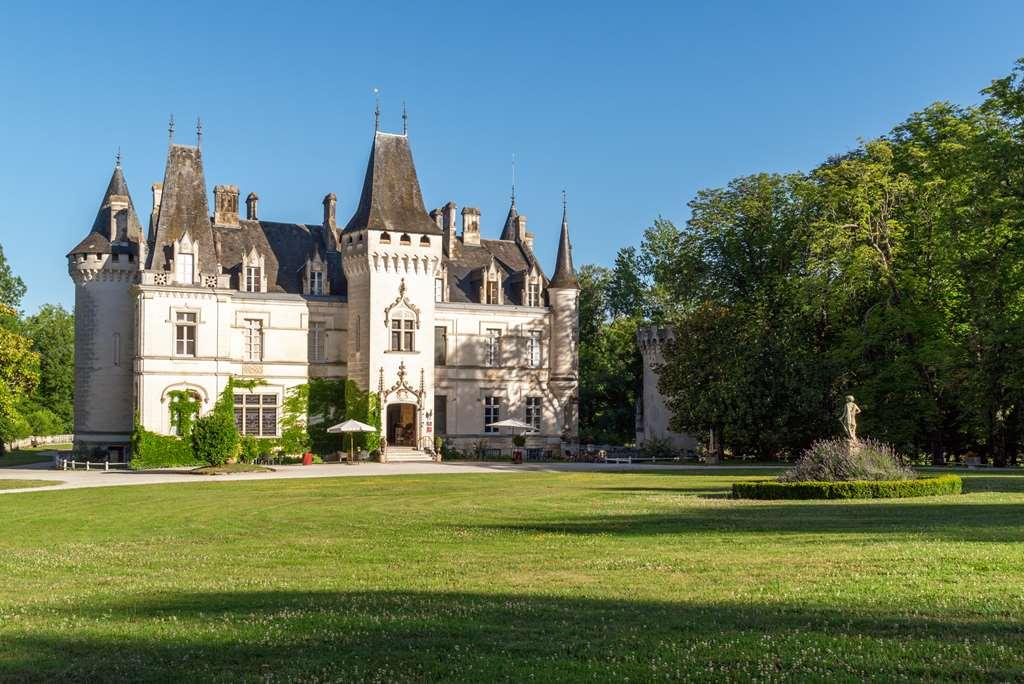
left=732, top=475, right=962, bottom=500
left=130, top=417, right=201, bottom=470
left=191, top=411, right=240, bottom=466
left=512, top=434, right=526, bottom=447
left=780, top=438, right=914, bottom=482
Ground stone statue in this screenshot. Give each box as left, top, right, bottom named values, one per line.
left=840, top=395, right=861, bottom=441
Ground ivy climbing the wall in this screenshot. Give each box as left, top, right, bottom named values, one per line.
left=167, top=390, right=200, bottom=438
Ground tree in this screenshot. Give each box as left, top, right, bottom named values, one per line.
left=0, top=305, right=40, bottom=454
left=606, top=247, right=646, bottom=319
left=0, top=246, right=26, bottom=310
left=22, top=304, right=74, bottom=431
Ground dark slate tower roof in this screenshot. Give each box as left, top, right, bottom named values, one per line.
left=68, top=163, right=145, bottom=255
left=343, top=132, right=442, bottom=235
left=499, top=200, right=518, bottom=241
left=549, top=204, right=578, bottom=289
left=146, top=144, right=218, bottom=273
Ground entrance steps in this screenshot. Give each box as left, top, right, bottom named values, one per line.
left=385, top=447, right=434, bottom=463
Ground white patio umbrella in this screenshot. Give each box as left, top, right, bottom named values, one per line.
left=486, top=418, right=537, bottom=432
left=327, top=419, right=379, bottom=463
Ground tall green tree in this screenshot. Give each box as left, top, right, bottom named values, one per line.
left=0, top=246, right=26, bottom=311
left=22, top=304, right=75, bottom=432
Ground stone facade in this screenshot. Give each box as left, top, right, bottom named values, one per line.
left=636, top=326, right=697, bottom=454
left=68, top=126, right=579, bottom=461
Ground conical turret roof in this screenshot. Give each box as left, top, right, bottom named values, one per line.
left=549, top=203, right=578, bottom=289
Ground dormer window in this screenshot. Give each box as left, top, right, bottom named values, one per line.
left=400, top=233, right=411, bottom=245
left=310, top=270, right=324, bottom=296
left=380, top=232, right=391, bottom=244
left=486, top=279, right=499, bottom=305
left=527, top=281, right=540, bottom=307
left=242, top=246, right=266, bottom=293
left=245, top=265, right=262, bottom=293
left=177, top=253, right=195, bottom=285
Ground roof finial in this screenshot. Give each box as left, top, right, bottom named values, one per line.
left=562, top=188, right=567, bottom=218
left=168, top=114, right=175, bottom=144
left=115, top=147, right=122, bottom=168
left=511, top=153, right=517, bottom=206
left=196, top=117, right=203, bottom=148
left=373, top=88, right=381, bottom=132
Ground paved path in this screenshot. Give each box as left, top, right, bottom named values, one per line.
left=0, top=461, right=781, bottom=495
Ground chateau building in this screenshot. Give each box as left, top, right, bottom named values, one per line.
left=68, top=123, right=579, bottom=461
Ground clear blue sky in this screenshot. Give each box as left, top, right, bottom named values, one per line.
left=1, top=0, right=1022, bottom=313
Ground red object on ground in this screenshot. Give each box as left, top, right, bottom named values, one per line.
left=302, top=452, right=313, bottom=466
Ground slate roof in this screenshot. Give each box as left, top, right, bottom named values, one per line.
left=343, top=132, right=442, bottom=235
left=146, top=144, right=218, bottom=273
left=68, top=164, right=144, bottom=256
left=446, top=238, right=545, bottom=305
left=549, top=206, right=578, bottom=289
left=214, top=221, right=346, bottom=296
left=498, top=200, right=518, bottom=241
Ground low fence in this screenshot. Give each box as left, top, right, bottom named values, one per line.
left=56, top=457, right=129, bottom=471
left=7, top=434, right=74, bottom=450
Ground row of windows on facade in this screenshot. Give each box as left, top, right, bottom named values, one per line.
left=174, top=256, right=326, bottom=296
left=175, top=392, right=544, bottom=438
left=174, top=312, right=542, bottom=368
left=433, top=277, right=542, bottom=307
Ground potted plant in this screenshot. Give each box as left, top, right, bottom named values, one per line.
left=512, top=434, right=526, bottom=464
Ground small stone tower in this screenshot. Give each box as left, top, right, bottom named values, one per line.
left=67, top=160, right=144, bottom=461
left=547, top=201, right=580, bottom=439
left=636, top=326, right=697, bottom=453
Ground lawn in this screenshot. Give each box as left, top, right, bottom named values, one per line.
left=0, top=479, right=58, bottom=490
left=0, top=468, right=1021, bottom=681
left=0, top=444, right=70, bottom=468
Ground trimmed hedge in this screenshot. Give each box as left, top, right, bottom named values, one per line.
left=732, top=475, right=962, bottom=500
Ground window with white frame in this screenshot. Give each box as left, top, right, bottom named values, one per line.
left=390, top=312, right=415, bottom=351
left=485, top=279, right=499, bottom=304
left=234, top=393, right=278, bottom=436
left=486, top=328, right=501, bottom=367
left=526, top=396, right=542, bottom=431
left=176, top=253, right=195, bottom=285
left=175, top=311, right=197, bottom=356
left=527, top=281, right=540, bottom=307
left=308, top=321, right=325, bottom=362
left=310, top=270, right=324, bottom=296
left=434, top=277, right=444, bottom=303
left=484, top=396, right=500, bottom=432
left=245, top=266, right=262, bottom=293
left=527, top=330, right=541, bottom=368
left=243, top=318, right=263, bottom=361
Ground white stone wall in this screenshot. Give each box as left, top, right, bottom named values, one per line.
left=135, top=286, right=346, bottom=435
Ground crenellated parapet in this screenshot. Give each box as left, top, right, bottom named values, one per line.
left=637, top=325, right=676, bottom=357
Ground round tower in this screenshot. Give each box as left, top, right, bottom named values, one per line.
left=636, top=325, right=697, bottom=454
left=548, top=198, right=580, bottom=439
left=67, top=162, right=143, bottom=461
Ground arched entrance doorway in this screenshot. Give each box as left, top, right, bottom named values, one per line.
left=386, top=403, right=417, bottom=447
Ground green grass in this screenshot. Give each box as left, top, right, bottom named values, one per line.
left=0, top=444, right=70, bottom=468
left=0, top=468, right=1022, bottom=681
left=0, top=479, right=59, bottom=490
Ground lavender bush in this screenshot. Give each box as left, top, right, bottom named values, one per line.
left=779, top=438, right=915, bottom=483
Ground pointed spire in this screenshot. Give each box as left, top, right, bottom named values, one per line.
left=550, top=191, right=578, bottom=289
left=373, top=88, right=381, bottom=131
left=402, top=101, right=408, bottom=135
left=168, top=114, right=175, bottom=144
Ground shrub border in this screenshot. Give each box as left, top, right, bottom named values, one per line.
left=732, top=475, right=962, bottom=500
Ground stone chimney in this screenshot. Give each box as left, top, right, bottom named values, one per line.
left=213, top=184, right=240, bottom=227
left=430, top=208, right=442, bottom=229
left=150, top=183, right=163, bottom=231
left=514, top=215, right=528, bottom=243
left=442, top=201, right=458, bottom=254
left=246, top=192, right=259, bottom=220
left=108, top=194, right=130, bottom=242
left=323, top=193, right=337, bottom=230
left=461, top=207, right=481, bottom=246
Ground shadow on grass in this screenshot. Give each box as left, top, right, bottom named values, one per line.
left=2, top=590, right=1020, bottom=681
left=477, top=501, right=1024, bottom=542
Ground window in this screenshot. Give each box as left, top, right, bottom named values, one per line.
left=233, top=393, right=278, bottom=436
left=380, top=232, right=391, bottom=244
left=486, top=279, right=499, bottom=304
left=177, top=253, right=195, bottom=285
left=484, top=396, right=500, bottom=432
left=527, top=330, right=541, bottom=368
left=435, top=278, right=444, bottom=303
left=486, top=328, right=501, bottom=367
left=310, top=270, right=324, bottom=296
left=390, top=313, right=415, bottom=351
left=434, top=394, right=447, bottom=436
left=434, top=326, right=447, bottom=366
left=245, top=266, right=262, bottom=293
left=400, top=233, right=411, bottom=245
left=526, top=396, right=542, bottom=431
left=308, top=321, right=324, bottom=362
left=420, top=236, right=431, bottom=246
left=243, top=319, right=263, bottom=361
left=175, top=311, right=197, bottom=356
left=527, top=282, right=540, bottom=307
left=112, top=333, right=121, bottom=367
